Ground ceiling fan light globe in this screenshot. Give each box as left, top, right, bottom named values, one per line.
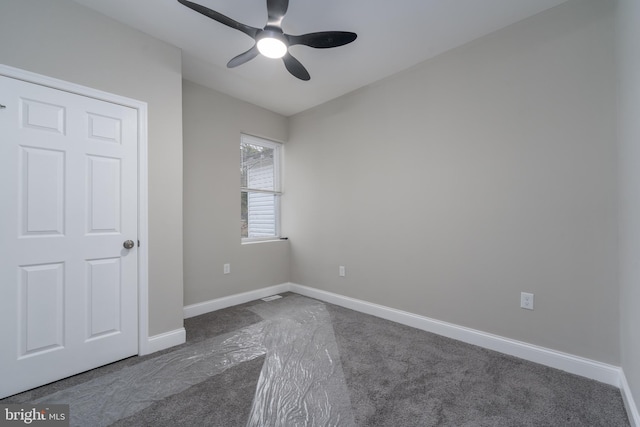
left=257, top=37, right=287, bottom=59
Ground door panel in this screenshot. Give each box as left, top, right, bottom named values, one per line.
left=87, top=155, right=121, bottom=233
left=21, top=98, right=66, bottom=134
left=0, top=75, right=139, bottom=398
left=20, top=147, right=66, bottom=236
left=86, top=257, right=122, bottom=339
left=19, top=263, right=65, bottom=357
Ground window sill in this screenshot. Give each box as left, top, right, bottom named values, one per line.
left=241, top=238, right=289, bottom=245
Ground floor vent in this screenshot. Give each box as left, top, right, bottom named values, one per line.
left=261, top=295, right=283, bottom=302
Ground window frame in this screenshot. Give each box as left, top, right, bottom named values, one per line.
left=241, top=133, right=282, bottom=243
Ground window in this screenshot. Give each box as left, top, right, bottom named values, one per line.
left=241, top=134, right=282, bottom=241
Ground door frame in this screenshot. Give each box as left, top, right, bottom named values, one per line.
left=0, top=64, right=150, bottom=355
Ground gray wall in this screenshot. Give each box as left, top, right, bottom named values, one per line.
left=284, top=0, right=618, bottom=364
left=0, top=0, right=184, bottom=337
left=617, top=0, right=640, bottom=412
left=182, top=80, right=290, bottom=306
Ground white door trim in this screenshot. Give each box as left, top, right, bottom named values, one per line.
left=0, top=64, right=150, bottom=355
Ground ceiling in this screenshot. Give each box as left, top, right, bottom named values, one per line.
left=72, top=0, right=569, bottom=116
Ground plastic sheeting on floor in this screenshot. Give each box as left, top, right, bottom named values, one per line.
left=247, top=296, right=355, bottom=427
left=34, top=295, right=355, bottom=427
left=35, top=322, right=268, bottom=426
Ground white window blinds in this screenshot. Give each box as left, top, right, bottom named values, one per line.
left=241, top=134, right=281, bottom=240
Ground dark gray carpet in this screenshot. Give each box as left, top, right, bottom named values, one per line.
left=1, top=293, right=630, bottom=426
left=327, top=303, right=628, bottom=426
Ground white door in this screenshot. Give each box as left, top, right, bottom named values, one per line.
left=0, top=75, right=139, bottom=398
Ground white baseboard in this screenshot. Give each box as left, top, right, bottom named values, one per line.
left=621, top=370, right=640, bottom=427
left=141, top=327, right=186, bottom=356
left=183, top=283, right=292, bottom=319
left=183, top=282, right=633, bottom=405
left=286, top=283, right=622, bottom=387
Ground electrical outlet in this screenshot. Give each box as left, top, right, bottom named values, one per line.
left=339, top=265, right=346, bottom=277
left=223, top=263, right=230, bottom=275
left=520, top=292, right=534, bottom=310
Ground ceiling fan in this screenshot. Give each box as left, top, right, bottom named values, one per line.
left=177, top=0, right=357, bottom=81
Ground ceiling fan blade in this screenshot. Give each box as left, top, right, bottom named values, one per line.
left=287, top=31, right=357, bottom=48
left=282, top=53, right=310, bottom=81
left=266, top=0, right=289, bottom=26
left=227, top=44, right=260, bottom=68
left=177, top=0, right=260, bottom=39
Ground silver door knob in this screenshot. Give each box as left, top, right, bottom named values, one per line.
left=123, top=240, right=135, bottom=249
